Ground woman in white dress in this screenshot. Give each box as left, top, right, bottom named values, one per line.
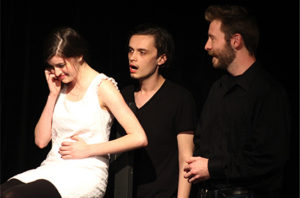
left=1, top=27, right=148, bottom=198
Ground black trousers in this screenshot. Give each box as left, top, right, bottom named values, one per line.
left=0, top=179, right=61, bottom=198
left=192, top=188, right=284, bottom=198
left=190, top=184, right=284, bottom=198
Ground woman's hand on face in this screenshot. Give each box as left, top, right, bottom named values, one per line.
left=45, top=69, right=61, bottom=96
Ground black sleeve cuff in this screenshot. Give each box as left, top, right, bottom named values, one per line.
left=208, top=157, right=226, bottom=179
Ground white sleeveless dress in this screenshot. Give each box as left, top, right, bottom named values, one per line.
left=12, top=73, right=117, bottom=198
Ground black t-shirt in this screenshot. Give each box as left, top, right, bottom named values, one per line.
left=122, top=80, right=197, bottom=198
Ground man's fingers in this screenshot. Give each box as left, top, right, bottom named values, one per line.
left=185, top=156, right=197, bottom=164
left=183, top=163, right=190, bottom=172
left=188, top=174, right=200, bottom=183
left=184, top=171, right=192, bottom=179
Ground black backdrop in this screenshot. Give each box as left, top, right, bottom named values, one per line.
left=1, top=0, right=299, bottom=197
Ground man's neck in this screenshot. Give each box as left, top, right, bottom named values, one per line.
left=227, top=53, right=256, bottom=76
left=138, top=74, right=165, bottom=94
left=134, top=74, right=165, bottom=108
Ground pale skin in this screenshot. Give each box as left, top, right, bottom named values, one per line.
left=183, top=19, right=256, bottom=183
left=128, top=34, right=194, bottom=198
left=34, top=54, right=147, bottom=158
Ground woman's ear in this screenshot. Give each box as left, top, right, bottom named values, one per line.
left=76, top=55, right=84, bottom=64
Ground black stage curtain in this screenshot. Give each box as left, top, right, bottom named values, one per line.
left=1, top=0, right=298, bottom=197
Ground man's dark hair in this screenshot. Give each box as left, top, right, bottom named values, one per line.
left=129, top=24, right=175, bottom=70
left=205, top=5, right=259, bottom=56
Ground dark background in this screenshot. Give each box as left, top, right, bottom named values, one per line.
left=1, top=0, right=299, bottom=197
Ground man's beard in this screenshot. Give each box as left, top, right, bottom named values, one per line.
left=209, top=43, right=236, bottom=70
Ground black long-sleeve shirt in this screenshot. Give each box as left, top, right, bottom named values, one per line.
left=193, top=61, right=290, bottom=192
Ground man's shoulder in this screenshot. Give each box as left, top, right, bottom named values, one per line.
left=165, top=80, right=193, bottom=96
left=162, top=80, right=196, bottom=104
left=121, top=84, right=135, bottom=93
left=120, top=84, right=135, bottom=101
left=250, top=64, right=286, bottom=95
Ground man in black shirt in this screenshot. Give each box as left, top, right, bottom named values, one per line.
left=184, top=5, right=290, bottom=198
left=122, top=24, right=197, bottom=198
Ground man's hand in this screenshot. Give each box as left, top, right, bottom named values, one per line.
left=184, top=156, right=210, bottom=183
